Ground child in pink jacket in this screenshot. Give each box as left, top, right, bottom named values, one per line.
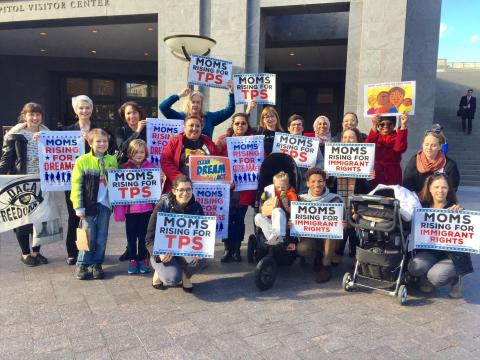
left=114, top=140, right=155, bottom=274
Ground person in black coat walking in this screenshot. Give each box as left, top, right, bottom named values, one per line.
left=458, top=89, right=476, bottom=134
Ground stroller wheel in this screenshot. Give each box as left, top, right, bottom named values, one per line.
left=254, top=256, right=277, bottom=291
left=342, top=272, right=353, bottom=292
left=247, top=235, right=256, bottom=263
left=397, top=284, right=408, bottom=305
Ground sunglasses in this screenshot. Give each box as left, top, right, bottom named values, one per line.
left=378, top=122, right=393, bottom=128
left=425, top=129, right=442, bottom=135
left=233, top=122, right=247, bottom=126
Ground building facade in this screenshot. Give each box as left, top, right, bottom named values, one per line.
left=0, top=0, right=441, bottom=160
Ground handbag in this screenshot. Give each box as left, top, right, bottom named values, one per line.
left=457, top=108, right=466, bottom=117
left=75, top=220, right=91, bottom=251
left=32, top=219, right=63, bottom=247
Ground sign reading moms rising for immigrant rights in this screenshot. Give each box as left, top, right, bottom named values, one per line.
left=290, top=202, right=344, bottom=239
left=189, top=155, right=232, bottom=182
left=107, top=168, right=161, bottom=206
left=233, top=73, right=276, bottom=105
left=272, top=133, right=320, bottom=168
left=146, top=118, right=184, bottom=168
left=193, top=182, right=230, bottom=239
left=188, top=55, right=232, bottom=89
left=153, top=212, right=216, bottom=258
left=412, top=208, right=480, bottom=254
left=38, top=131, right=84, bottom=191
left=324, top=143, right=375, bottom=178
left=226, top=135, right=264, bottom=191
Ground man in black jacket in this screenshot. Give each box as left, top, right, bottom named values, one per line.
left=458, top=89, right=476, bottom=134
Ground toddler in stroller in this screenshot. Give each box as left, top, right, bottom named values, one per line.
left=342, top=185, right=420, bottom=305
left=247, top=153, right=301, bottom=290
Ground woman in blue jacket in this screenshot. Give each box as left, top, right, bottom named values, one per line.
left=159, top=81, right=235, bottom=138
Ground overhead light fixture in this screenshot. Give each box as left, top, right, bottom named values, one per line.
left=91, top=29, right=98, bottom=33
left=296, top=63, right=302, bottom=66
left=40, top=49, right=46, bottom=52
left=144, top=52, right=149, bottom=56
left=147, top=27, right=154, bottom=31
left=289, top=53, right=295, bottom=56
left=164, top=34, right=216, bottom=61
left=39, top=32, right=47, bottom=36
left=91, top=50, right=97, bottom=54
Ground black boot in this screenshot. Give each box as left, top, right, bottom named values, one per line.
left=233, top=244, right=242, bottom=262
left=118, top=247, right=129, bottom=261
left=221, top=244, right=233, bottom=263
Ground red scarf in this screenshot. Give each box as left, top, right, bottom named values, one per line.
left=416, top=150, right=446, bottom=174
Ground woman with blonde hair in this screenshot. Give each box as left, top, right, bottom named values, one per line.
left=159, top=81, right=235, bottom=138
left=258, top=106, right=284, bottom=155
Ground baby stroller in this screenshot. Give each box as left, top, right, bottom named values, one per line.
left=247, top=152, right=301, bottom=290
left=342, top=188, right=410, bottom=305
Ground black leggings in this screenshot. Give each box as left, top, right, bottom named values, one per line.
left=65, top=191, right=79, bottom=258
left=14, top=224, right=40, bottom=255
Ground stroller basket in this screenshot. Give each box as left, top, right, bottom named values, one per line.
left=356, top=247, right=402, bottom=282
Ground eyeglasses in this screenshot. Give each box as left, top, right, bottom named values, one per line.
left=263, top=114, right=276, bottom=119
left=290, top=123, right=303, bottom=127
left=425, top=129, right=442, bottom=135
left=233, top=122, right=247, bottom=126
left=175, top=188, right=192, bottom=193
left=378, top=122, right=393, bottom=128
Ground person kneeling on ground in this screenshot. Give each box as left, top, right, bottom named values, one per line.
left=295, top=168, right=345, bottom=283
left=254, top=171, right=299, bottom=246
left=145, top=175, right=205, bottom=292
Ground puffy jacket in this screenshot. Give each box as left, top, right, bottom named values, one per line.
left=365, top=128, right=408, bottom=186
left=160, top=133, right=217, bottom=193
left=159, top=93, right=235, bottom=139
left=145, top=192, right=204, bottom=249
left=113, top=159, right=156, bottom=221
left=70, top=151, right=117, bottom=216
left=216, top=131, right=256, bottom=206
left=0, top=123, right=49, bottom=175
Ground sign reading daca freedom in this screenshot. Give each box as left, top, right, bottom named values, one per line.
left=38, top=131, right=84, bottom=191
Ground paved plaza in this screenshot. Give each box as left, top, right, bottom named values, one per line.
left=1, top=187, right=480, bottom=359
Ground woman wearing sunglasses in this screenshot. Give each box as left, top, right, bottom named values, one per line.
left=365, top=113, right=408, bottom=186
left=403, top=128, right=460, bottom=194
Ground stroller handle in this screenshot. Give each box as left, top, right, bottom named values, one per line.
left=347, top=196, right=400, bottom=233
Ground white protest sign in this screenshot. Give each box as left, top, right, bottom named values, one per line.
left=38, top=131, right=84, bottom=191
left=226, top=135, right=264, bottom=191
left=193, top=182, right=230, bottom=239
left=153, top=212, right=216, bottom=258
left=233, top=73, right=276, bottom=105
left=290, top=202, right=344, bottom=239
left=412, top=208, right=480, bottom=254
left=188, top=55, right=232, bottom=89
left=146, top=118, right=184, bottom=168
left=324, top=143, right=375, bottom=178
left=272, top=132, right=320, bottom=168
left=107, top=168, right=161, bottom=205
left=0, top=175, right=60, bottom=233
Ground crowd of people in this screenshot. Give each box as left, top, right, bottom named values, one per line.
left=0, top=88, right=472, bottom=298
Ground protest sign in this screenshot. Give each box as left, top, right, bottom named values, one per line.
left=233, top=73, right=276, bottom=105
left=189, top=155, right=232, bottom=182
left=107, top=168, right=161, bottom=205
left=226, top=135, right=264, bottom=191
left=146, top=118, right=184, bottom=168
left=412, top=208, right=480, bottom=254
left=272, top=133, right=320, bottom=168
left=364, top=80, right=416, bottom=116
left=188, top=55, right=232, bottom=89
left=290, top=202, right=344, bottom=239
left=153, top=212, right=216, bottom=258
left=324, top=143, right=375, bottom=178
left=38, top=131, right=84, bottom=191
left=0, top=175, right=60, bottom=233
left=193, top=182, right=230, bottom=239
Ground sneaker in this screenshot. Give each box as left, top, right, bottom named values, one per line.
left=316, top=265, right=332, bottom=283
left=34, top=253, right=48, bottom=265
left=92, top=264, right=105, bottom=279
left=21, top=255, right=37, bottom=267
left=75, top=265, right=91, bottom=280
left=118, top=247, right=129, bottom=261
left=66, top=257, right=77, bottom=266
left=449, top=276, right=463, bottom=299
left=128, top=260, right=139, bottom=274
left=138, top=260, right=150, bottom=274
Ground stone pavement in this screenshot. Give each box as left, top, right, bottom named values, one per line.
left=1, top=187, right=480, bottom=360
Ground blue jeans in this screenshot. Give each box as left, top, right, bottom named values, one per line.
left=77, top=204, right=111, bottom=266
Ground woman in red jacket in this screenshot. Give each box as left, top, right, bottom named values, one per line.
left=160, top=115, right=217, bottom=193
left=216, top=113, right=257, bottom=262
left=365, top=113, right=408, bottom=186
